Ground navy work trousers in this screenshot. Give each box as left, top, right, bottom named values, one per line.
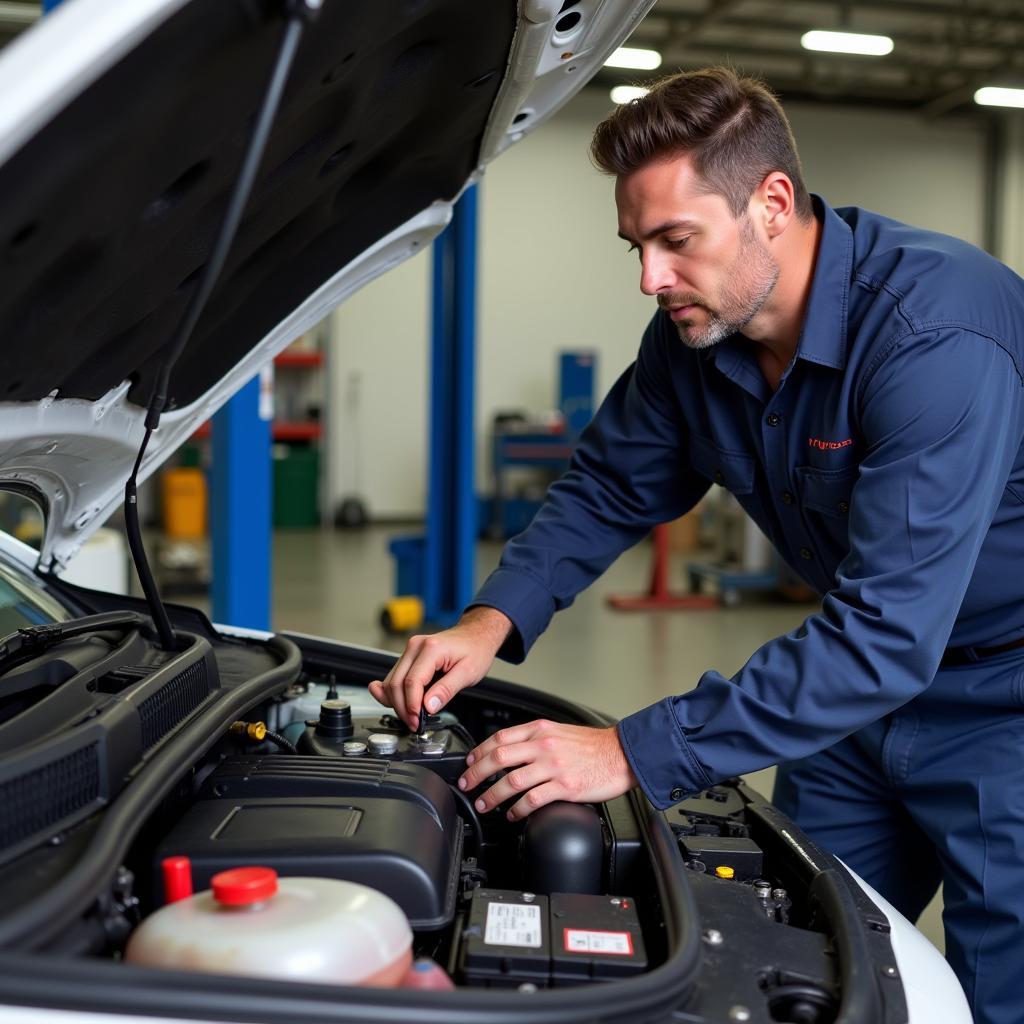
left=773, top=650, right=1024, bottom=1024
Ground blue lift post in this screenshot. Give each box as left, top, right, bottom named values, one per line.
left=211, top=374, right=272, bottom=630
left=384, top=187, right=479, bottom=631
left=422, top=185, right=479, bottom=627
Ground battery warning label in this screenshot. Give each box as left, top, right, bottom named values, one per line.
left=484, top=903, right=542, bottom=948
left=563, top=928, right=634, bottom=956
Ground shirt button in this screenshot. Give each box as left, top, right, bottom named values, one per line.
left=766, top=412, right=781, bottom=427
left=800, top=547, right=813, bottom=560
left=837, top=501, right=849, bottom=514
left=670, top=787, right=685, bottom=802
left=781, top=491, right=794, bottom=505
left=713, top=471, right=724, bottom=485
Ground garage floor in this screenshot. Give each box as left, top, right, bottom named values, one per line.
left=264, top=524, right=945, bottom=953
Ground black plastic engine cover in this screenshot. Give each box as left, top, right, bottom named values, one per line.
left=153, top=755, right=462, bottom=929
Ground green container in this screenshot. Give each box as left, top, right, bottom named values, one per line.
left=273, top=444, right=320, bottom=527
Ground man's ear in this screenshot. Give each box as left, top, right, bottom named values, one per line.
left=755, top=172, right=796, bottom=239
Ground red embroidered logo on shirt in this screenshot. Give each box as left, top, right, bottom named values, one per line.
left=808, top=436, right=853, bottom=451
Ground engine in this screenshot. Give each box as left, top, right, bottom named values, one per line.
left=0, top=624, right=909, bottom=1022
left=152, top=685, right=653, bottom=989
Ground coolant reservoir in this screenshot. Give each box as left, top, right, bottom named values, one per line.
left=125, top=867, right=413, bottom=986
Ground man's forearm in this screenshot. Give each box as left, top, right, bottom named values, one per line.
left=458, top=605, right=515, bottom=649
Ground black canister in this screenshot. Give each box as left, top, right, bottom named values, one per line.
left=522, top=802, right=604, bottom=895
left=316, top=699, right=354, bottom=739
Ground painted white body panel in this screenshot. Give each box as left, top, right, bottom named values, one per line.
left=0, top=529, right=39, bottom=572
left=843, top=864, right=972, bottom=1023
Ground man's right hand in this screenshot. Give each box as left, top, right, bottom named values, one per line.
left=368, top=606, right=514, bottom=730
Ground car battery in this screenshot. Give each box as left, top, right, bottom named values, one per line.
left=549, top=893, right=646, bottom=985
left=458, top=889, right=551, bottom=988
left=458, top=889, right=646, bottom=988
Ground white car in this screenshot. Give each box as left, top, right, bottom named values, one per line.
left=0, top=1, right=971, bottom=1022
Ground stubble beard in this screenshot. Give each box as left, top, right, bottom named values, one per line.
left=665, top=217, right=780, bottom=351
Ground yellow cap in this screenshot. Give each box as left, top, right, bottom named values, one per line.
left=714, top=865, right=735, bottom=879
left=230, top=721, right=268, bottom=741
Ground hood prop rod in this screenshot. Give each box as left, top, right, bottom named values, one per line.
left=125, top=0, right=321, bottom=650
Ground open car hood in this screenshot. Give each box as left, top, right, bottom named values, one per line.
left=0, top=0, right=653, bottom=572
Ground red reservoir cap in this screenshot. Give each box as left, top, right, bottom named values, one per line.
left=211, top=866, right=279, bottom=906
left=162, top=856, right=193, bottom=904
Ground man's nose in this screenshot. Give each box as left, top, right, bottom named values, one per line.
left=639, top=252, right=675, bottom=296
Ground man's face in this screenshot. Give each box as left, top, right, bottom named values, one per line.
left=615, top=156, right=779, bottom=349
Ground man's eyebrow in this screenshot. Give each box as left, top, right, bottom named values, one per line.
left=617, top=219, right=699, bottom=243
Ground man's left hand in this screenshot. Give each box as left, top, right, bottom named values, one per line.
left=457, top=720, right=638, bottom=820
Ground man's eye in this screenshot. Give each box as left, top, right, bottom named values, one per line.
left=626, top=244, right=638, bottom=256
left=666, top=237, right=690, bottom=250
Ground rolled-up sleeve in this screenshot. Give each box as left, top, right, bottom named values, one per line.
left=471, top=315, right=711, bottom=662
left=620, top=328, right=1024, bottom=808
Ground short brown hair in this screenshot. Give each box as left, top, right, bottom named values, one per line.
left=591, top=67, right=812, bottom=221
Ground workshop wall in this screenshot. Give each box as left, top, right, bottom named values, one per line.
left=328, top=89, right=989, bottom=519
left=790, top=102, right=986, bottom=246
left=327, top=250, right=432, bottom=523
left=997, top=117, right=1024, bottom=276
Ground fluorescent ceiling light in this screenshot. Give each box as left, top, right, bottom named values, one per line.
left=605, top=46, right=662, bottom=71
left=801, top=30, right=894, bottom=56
left=974, top=86, right=1024, bottom=108
left=610, top=85, right=650, bottom=105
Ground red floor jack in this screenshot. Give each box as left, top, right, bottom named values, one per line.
left=606, top=524, right=719, bottom=611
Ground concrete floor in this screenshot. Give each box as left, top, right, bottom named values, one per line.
left=262, top=524, right=945, bottom=953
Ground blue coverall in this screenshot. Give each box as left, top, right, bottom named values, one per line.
left=472, top=196, right=1024, bottom=1023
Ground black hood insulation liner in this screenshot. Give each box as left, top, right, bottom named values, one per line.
left=0, top=0, right=516, bottom=411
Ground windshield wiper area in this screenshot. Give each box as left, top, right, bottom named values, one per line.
left=0, top=611, right=147, bottom=679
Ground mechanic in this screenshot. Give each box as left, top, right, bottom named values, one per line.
left=370, top=67, right=1024, bottom=1022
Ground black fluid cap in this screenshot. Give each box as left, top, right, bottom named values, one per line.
left=418, top=707, right=444, bottom=733
left=317, top=699, right=353, bottom=738
left=522, top=802, right=604, bottom=895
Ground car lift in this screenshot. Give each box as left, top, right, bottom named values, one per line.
left=210, top=373, right=273, bottom=630
left=382, top=186, right=479, bottom=633
left=606, top=523, right=719, bottom=611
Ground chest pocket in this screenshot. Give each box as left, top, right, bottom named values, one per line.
left=689, top=434, right=755, bottom=495
left=795, top=465, right=856, bottom=518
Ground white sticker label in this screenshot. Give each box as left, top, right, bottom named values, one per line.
left=484, top=902, right=542, bottom=948
left=563, top=928, right=634, bottom=956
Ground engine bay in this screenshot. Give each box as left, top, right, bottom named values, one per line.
left=0, top=608, right=909, bottom=1023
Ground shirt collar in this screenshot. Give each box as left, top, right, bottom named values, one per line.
left=705, top=193, right=853, bottom=383
left=796, top=194, right=854, bottom=371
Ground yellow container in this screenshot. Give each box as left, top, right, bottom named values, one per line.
left=161, top=467, right=207, bottom=540
left=380, top=596, right=424, bottom=634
